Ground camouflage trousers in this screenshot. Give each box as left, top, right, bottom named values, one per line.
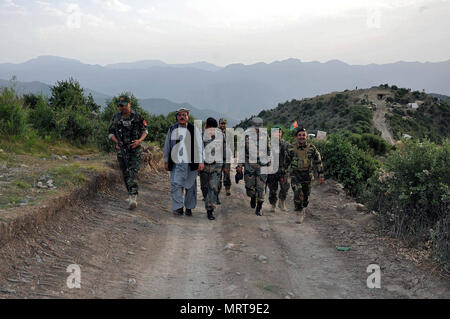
left=199, top=163, right=222, bottom=210
left=117, top=148, right=142, bottom=195
left=291, top=170, right=312, bottom=210
left=244, top=163, right=268, bottom=202
left=219, top=163, right=231, bottom=193
left=267, top=173, right=290, bottom=205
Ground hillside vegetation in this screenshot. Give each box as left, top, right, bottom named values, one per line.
left=238, top=84, right=450, bottom=144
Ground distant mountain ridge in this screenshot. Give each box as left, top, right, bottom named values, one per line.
left=1, top=56, right=449, bottom=119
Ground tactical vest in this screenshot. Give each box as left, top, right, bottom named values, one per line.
left=291, top=143, right=312, bottom=171
left=116, top=112, right=141, bottom=145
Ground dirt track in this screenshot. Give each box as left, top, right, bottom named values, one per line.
left=0, top=168, right=449, bottom=299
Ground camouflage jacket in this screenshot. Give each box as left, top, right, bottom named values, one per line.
left=271, top=138, right=292, bottom=175
left=108, top=111, right=148, bottom=147
left=203, top=129, right=226, bottom=166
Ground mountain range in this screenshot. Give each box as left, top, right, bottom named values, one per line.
left=1, top=55, right=449, bottom=119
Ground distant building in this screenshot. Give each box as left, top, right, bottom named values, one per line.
left=316, top=131, right=327, bottom=140
left=407, top=103, right=419, bottom=110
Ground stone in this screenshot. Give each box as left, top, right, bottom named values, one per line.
left=37, top=182, right=47, bottom=189
left=51, top=154, right=62, bottom=160
left=259, top=226, right=270, bottom=232
left=257, top=255, right=268, bottom=262
left=61, top=156, right=68, bottom=160
left=223, top=243, right=235, bottom=250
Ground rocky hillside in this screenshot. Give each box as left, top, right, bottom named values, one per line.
left=237, top=85, right=450, bottom=143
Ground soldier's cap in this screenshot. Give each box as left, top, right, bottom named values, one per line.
left=296, top=127, right=307, bottom=135
left=219, top=118, right=227, bottom=124
left=176, top=107, right=190, bottom=115
left=251, top=117, right=263, bottom=127
left=118, top=95, right=131, bottom=106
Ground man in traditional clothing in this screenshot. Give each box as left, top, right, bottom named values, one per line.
left=163, top=108, right=204, bottom=216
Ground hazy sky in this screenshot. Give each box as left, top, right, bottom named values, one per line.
left=1, top=0, right=449, bottom=66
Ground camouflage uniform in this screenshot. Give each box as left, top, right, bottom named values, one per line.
left=240, top=119, right=271, bottom=209
left=200, top=129, right=224, bottom=211
left=109, top=110, right=148, bottom=195
left=219, top=128, right=232, bottom=194
left=289, top=141, right=324, bottom=211
left=267, top=138, right=291, bottom=206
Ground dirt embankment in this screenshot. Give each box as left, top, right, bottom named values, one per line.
left=0, top=161, right=448, bottom=298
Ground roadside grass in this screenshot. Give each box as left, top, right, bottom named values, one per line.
left=0, top=134, right=97, bottom=157
left=49, top=164, right=89, bottom=187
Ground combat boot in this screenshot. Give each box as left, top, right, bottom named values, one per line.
left=279, top=200, right=287, bottom=211
left=185, top=208, right=192, bottom=216
left=250, top=196, right=256, bottom=208
left=128, top=195, right=137, bottom=210
left=174, top=208, right=184, bottom=216
left=296, top=208, right=306, bottom=224
left=270, top=203, right=276, bottom=212
left=255, top=201, right=263, bottom=216
left=207, top=209, right=216, bottom=220
left=226, top=187, right=231, bottom=196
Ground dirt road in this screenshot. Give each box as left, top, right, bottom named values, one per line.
left=365, top=91, right=396, bottom=145
left=0, top=169, right=448, bottom=299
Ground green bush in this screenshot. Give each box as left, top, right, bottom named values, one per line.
left=28, top=95, right=56, bottom=134
left=314, top=134, right=380, bottom=197
left=54, top=105, right=95, bottom=145
left=0, top=88, right=27, bottom=135
left=350, top=105, right=372, bottom=124
left=364, top=139, right=450, bottom=269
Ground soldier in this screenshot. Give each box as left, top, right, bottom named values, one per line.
left=289, top=127, right=324, bottom=224
left=237, top=117, right=270, bottom=216
left=200, top=118, right=224, bottom=220
left=108, top=95, right=148, bottom=210
left=267, top=126, right=291, bottom=212
left=218, top=118, right=232, bottom=199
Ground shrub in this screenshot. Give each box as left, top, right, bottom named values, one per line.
left=364, top=139, right=450, bottom=269
left=28, top=95, right=56, bottom=134
left=0, top=88, right=27, bottom=135
left=314, top=134, right=380, bottom=197
left=350, top=105, right=372, bottom=124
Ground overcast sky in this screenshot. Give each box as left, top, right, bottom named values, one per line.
left=1, top=0, right=449, bottom=66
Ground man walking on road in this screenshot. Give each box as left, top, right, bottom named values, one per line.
left=289, top=128, right=324, bottom=224
left=163, top=108, right=204, bottom=216
left=267, top=126, right=291, bottom=212
left=200, top=118, right=224, bottom=220
left=108, top=95, right=148, bottom=210
left=237, top=117, right=271, bottom=216
left=218, top=118, right=232, bottom=200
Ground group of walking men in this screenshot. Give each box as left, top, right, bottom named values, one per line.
left=109, top=96, right=324, bottom=224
